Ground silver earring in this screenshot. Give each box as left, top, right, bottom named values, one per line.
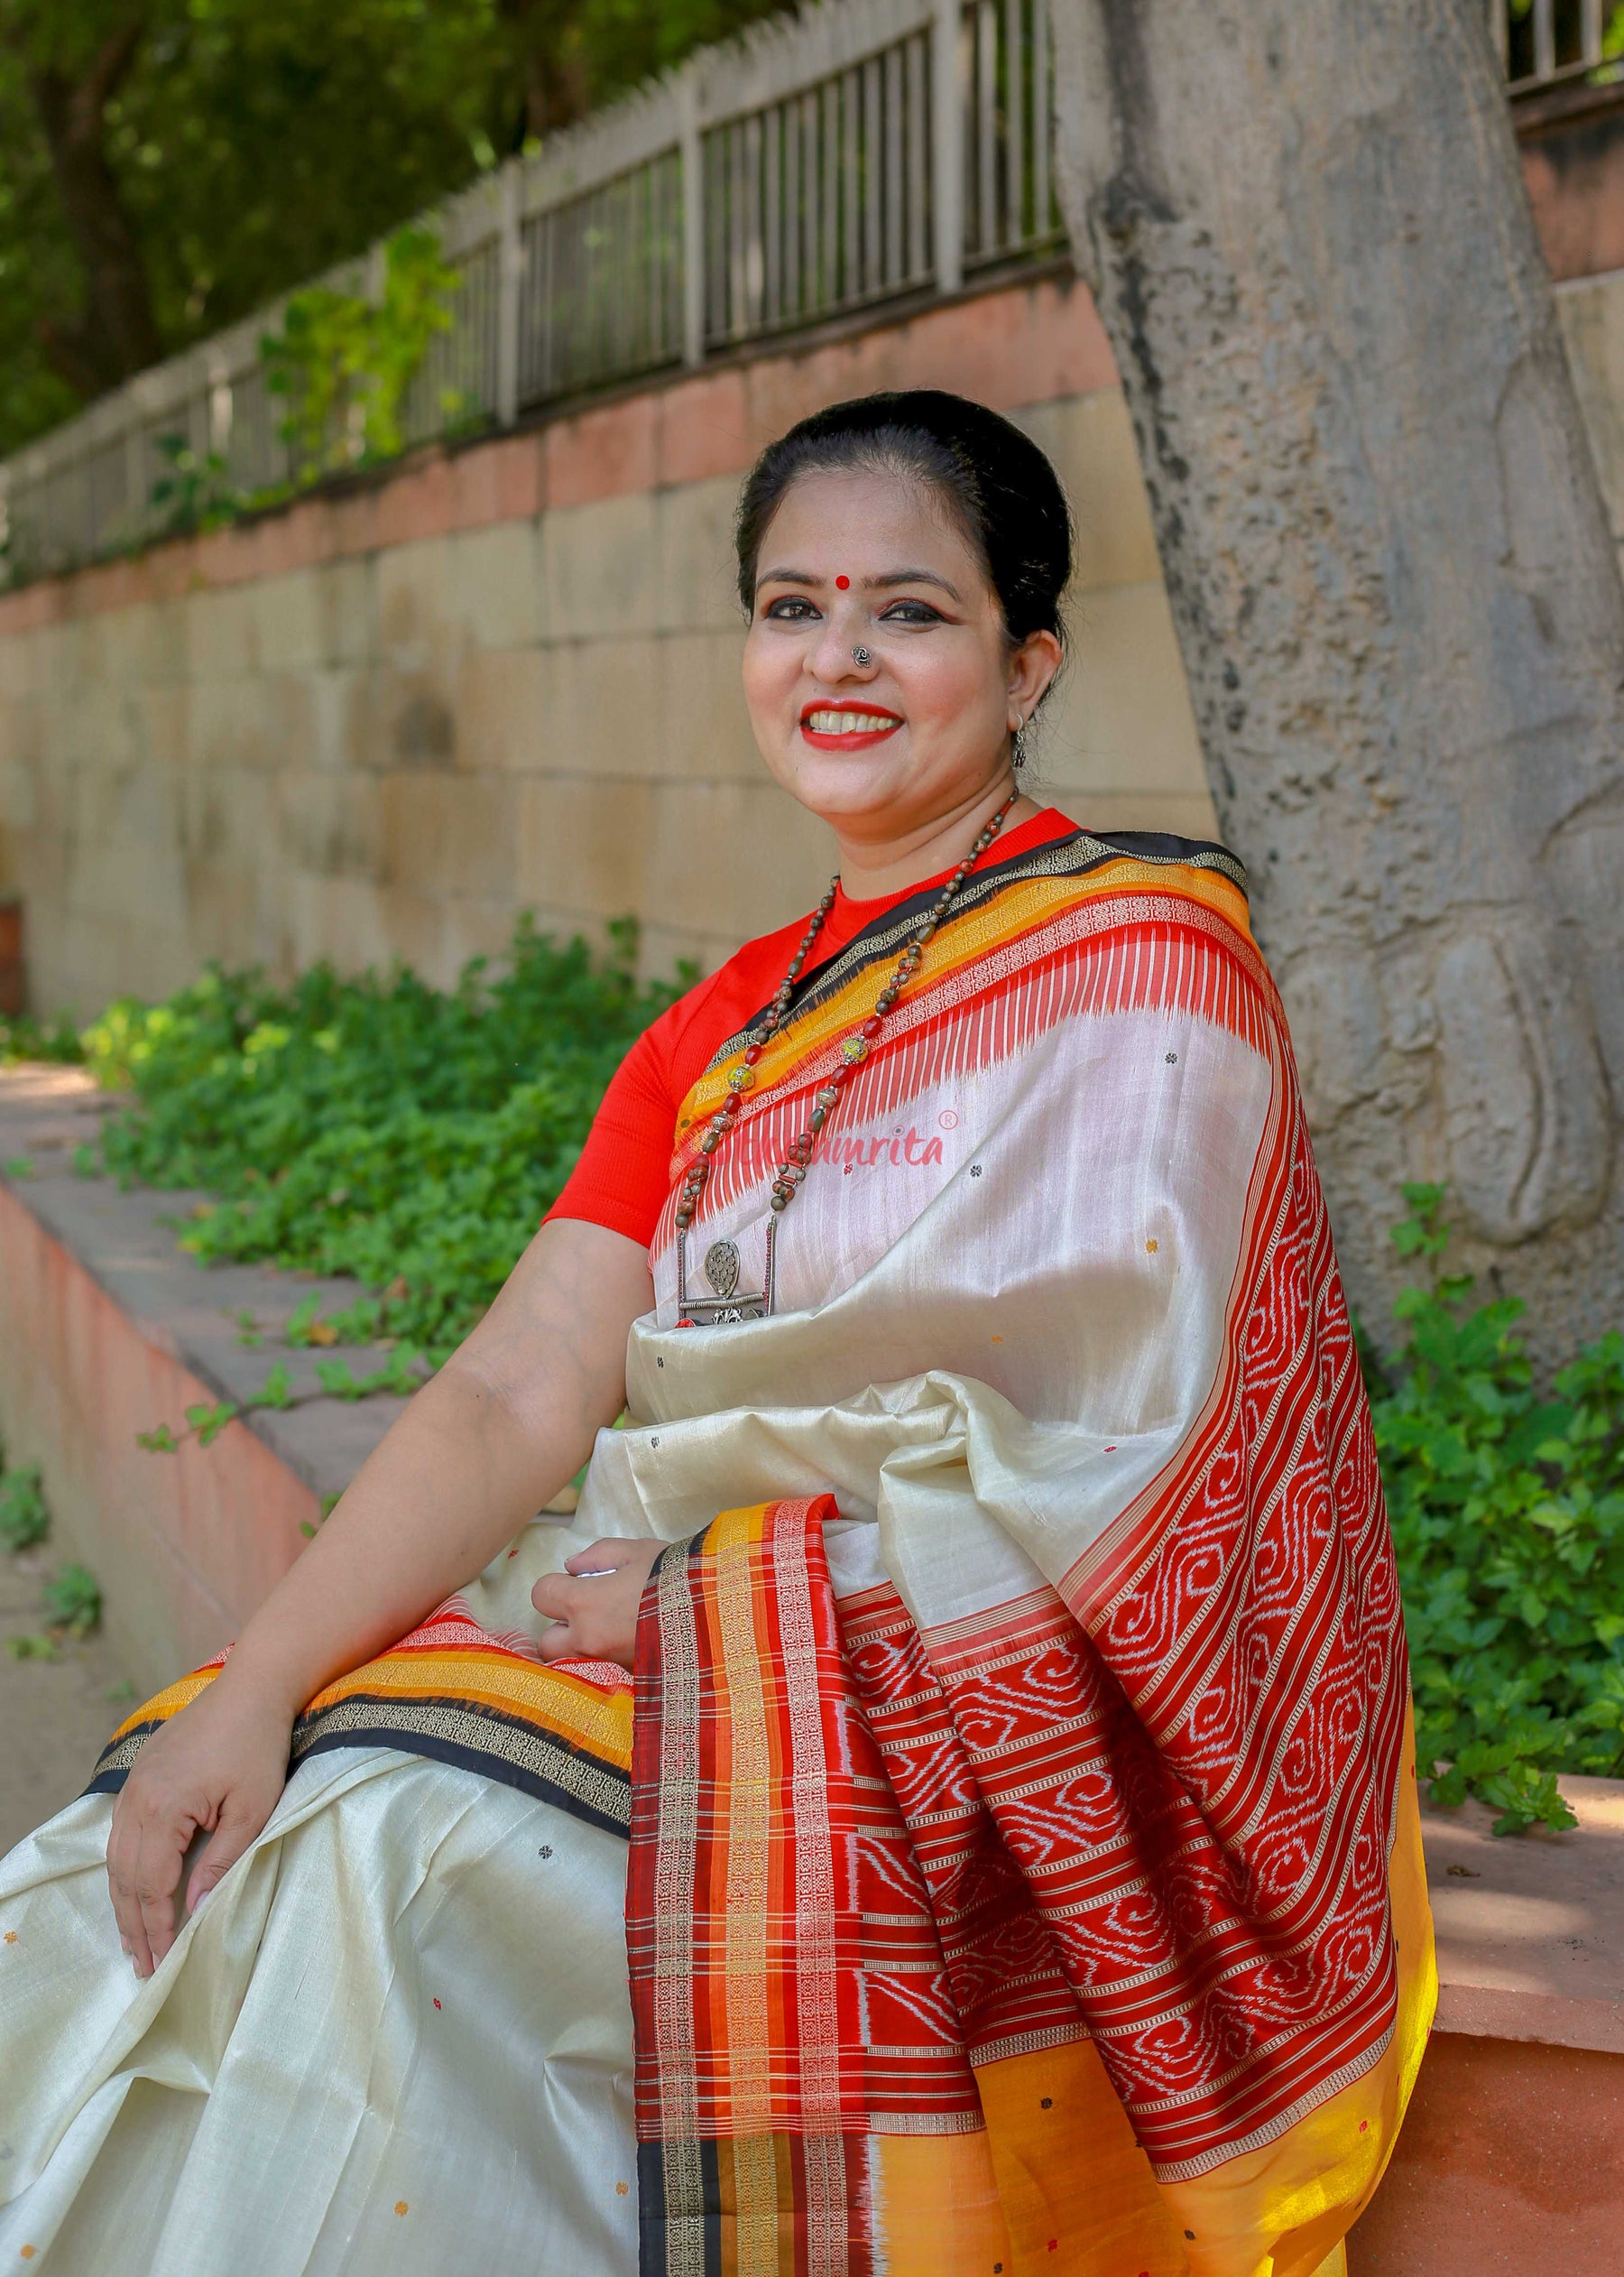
left=1011, top=720, right=1028, bottom=769
left=852, top=645, right=872, bottom=668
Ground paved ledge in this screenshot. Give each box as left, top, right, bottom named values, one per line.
left=0, top=1062, right=573, bottom=1689
left=0, top=1062, right=413, bottom=1505
left=1423, top=1775, right=1624, bottom=2056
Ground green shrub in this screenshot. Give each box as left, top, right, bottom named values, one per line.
left=0, top=1012, right=84, bottom=1067
left=85, top=915, right=687, bottom=1361
left=42, top=1562, right=102, bottom=1637
left=0, top=1461, right=50, bottom=1552
left=1371, top=1186, right=1624, bottom=1833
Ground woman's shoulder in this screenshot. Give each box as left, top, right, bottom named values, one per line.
left=1025, top=810, right=1248, bottom=893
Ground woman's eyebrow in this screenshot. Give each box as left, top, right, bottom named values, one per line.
left=869, top=568, right=964, bottom=600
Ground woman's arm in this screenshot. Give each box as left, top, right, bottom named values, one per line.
left=106, top=1217, right=652, bottom=1976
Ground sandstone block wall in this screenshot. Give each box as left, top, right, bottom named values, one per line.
left=1, top=262, right=1620, bottom=1018
left=0, top=273, right=1215, bottom=1014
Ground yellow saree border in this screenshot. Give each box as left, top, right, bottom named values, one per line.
left=87, top=1606, right=634, bottom=1837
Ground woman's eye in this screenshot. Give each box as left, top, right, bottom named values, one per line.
left=763, top=596, right=819, bottom=621
left=880, top=599, right=946, bottom=625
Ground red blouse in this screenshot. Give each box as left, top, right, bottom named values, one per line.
left=548, top=806, right=1078, bottom=1247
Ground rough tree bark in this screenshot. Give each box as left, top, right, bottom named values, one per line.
left=31, top=19, right=162, bottom=399
left=1050, top=0, right=1624, bottom=1365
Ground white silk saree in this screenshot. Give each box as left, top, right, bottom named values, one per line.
left=0, top=825, right=1433, bottom=2277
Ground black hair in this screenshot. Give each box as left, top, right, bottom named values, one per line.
left=734, top=388, right=1073, bottom=651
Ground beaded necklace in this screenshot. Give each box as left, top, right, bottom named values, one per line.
left=675, top=791, right=1017, bottom=1327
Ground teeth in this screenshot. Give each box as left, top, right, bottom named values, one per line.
left=807, top=710, right=897, bottom=734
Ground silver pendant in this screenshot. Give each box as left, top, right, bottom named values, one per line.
left=705, top=1239, right=740, bottom=1300
left=678, top=1220, right=776, bottom=1326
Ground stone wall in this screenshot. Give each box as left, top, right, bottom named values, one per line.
left=2, top=260, right=1621, bottom=1021
left=0, top=273, right=1215, bottom=1018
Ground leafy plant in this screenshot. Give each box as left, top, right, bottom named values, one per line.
left=42, top=1562, right=103, bottom=1636
left=1372, top=1186, right=1624, bottom=1834
left=0, top=1461, right=50, bottom=1552
left=260, top=225, right=462, bottom=484
left=86, top=913, right=685, bottom=1363
left=0, top=1012, right=84, bottom=1067
left=148, top=433, right=240, bottom=538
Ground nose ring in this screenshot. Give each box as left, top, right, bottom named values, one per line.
left=852, top=645, right=872, bottom=668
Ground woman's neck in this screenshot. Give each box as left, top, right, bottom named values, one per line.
left=831, top=779, right=1041, bottom=901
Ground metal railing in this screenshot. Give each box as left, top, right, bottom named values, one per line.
left=0, top=0, right=1060, bottom=579
left=1490, top=0, right=1623, bottom=95
left=0, top=0, right=1572, bottom=581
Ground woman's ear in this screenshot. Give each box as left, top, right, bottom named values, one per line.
left=1007, top=628, right=1064, bottom=730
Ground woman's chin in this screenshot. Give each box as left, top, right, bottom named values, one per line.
left=777, top=743, right=930, bottom=824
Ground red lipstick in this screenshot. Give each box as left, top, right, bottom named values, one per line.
left=798, top=699, right=903, bottom=751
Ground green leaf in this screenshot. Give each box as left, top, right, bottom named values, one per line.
left=184, top=1400, right=239, bottom=1448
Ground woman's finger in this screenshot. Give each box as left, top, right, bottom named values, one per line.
left=531, top=1572, right=577, bottom=1622
left=130, top=1812, right=187, bottom=1973
left=184, top=1792, right=263, bottom=1915
left=106, top=1810, right=152, bottom=1975
left=562, top=1538, right=646, bottom=1577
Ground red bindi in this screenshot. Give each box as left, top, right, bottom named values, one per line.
left=835, top=575, right=850, bottom=589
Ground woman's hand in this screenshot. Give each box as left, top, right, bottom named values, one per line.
left=106, top=1669, right=294, bottom=1979
left=532, top=1539, right=663, bottom=1672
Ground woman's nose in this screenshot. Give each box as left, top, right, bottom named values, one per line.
left=805, top=606, right=871, bottom=681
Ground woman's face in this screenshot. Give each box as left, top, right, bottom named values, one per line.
left=741, top=467, right=1059, bottom=844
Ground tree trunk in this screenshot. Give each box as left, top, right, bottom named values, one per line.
left=1050, top=0, right=1624, bottom=1365
left=32, top=21, right=162, bottom=399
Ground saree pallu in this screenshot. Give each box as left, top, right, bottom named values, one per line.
left=592, top=828, right=1435, bottom=2276
left=0, top=826, right=1433, bottom=2277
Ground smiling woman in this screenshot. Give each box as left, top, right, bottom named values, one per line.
left=0, top=393, right=1432, bottom=2277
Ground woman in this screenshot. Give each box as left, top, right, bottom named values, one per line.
left=0, top=392, right=1433, bottom=2277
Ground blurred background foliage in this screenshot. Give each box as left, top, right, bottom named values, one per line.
left=0, top=0, right=790, bottom=459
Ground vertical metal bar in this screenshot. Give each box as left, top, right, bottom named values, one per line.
left=496, top=160, right=521, bottom=424
left=803, top=91, right=820, bottom=317
left=1005, top=0, right=1025, bottom=245
left=843, top=72, right=861, bottom=301
left=863, top=60, right=883, bottom=292
left=907, top=34, right=927, bottom=280
left=743, top=112, right=765, bottom=329
left=1534, top=0, right=1555, bottom=79
left=125, top=424, right=145, bottom=541
left=764, top=105, right=782, bottom=325
left=976, top=2, right=997, bottom=258
left=1033, top=0, right=1051, bottom=232
left=1582, top=0, right=1603, bottom=64
left=822, top=79, right=840, bottom=307
left=784, top=100, right=802, bottom=317
left=932, top=0, right=964, bottom=294
left=884, top=45, right=904, bottom=285
left=679, top=72, right=706, bottom=366
left=540, top=212, right=557, bottom=397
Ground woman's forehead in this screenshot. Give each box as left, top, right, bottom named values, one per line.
left=757, top=465, right=983, bottom=579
